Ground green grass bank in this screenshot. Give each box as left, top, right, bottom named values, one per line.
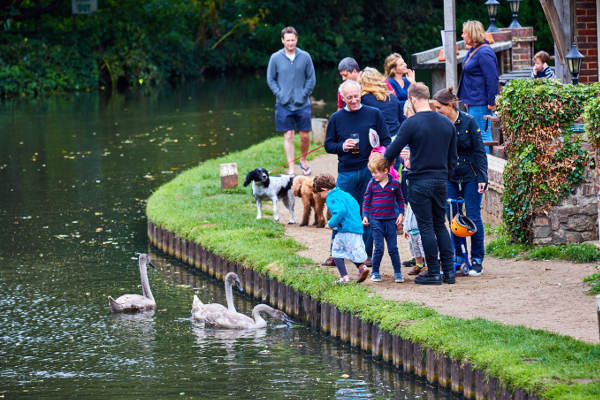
left=146, top=136, right=600, bottom=399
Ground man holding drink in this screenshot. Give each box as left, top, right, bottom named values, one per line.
left=324, top=80, right=391, bottom=264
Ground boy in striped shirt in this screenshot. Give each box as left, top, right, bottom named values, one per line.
left=362, top=153, right=405, bottom=282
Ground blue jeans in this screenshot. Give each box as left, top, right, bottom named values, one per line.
left=446, top=181, right=485, bottom=263
left=333, top=166, right=373, bottom=257
left=407, top=178, right=453, bottom=275
left=467, top=105, right=492, bottom=154
left=371, top=219, right=401, bottom=274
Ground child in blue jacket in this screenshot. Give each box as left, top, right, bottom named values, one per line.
left=313, top=173, right=370, bottom=284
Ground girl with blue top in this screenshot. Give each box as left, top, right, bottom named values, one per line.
left=457, top=20, right=499, bottom=153
left=313, top=173, right=370, bottom=284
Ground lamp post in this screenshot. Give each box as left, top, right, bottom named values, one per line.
left=485, top=0, right=500, bottom=32
left=565, top=43, right=584, bottom=85
left=507, top=0, right=522, bottom=29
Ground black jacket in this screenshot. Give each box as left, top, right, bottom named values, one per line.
left=451, top=110, right=488, bottom=184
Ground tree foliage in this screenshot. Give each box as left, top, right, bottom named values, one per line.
left=0, top=0, right=553, bottom=97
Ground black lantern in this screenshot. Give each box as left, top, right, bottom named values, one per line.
left=485, top=0, right=500, bottom=32
left=566, top=43, right=584, bottom=85
left=507, top=0, right=522, bottom=28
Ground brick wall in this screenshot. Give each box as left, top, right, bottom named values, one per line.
left=500, top=27, right=536, bottom=70
left=575, top=0, right=598, bottom=83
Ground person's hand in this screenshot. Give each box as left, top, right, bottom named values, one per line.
left=478, top=182, right=488, bottom=193
left=343, top=138, right=357, bottom=151
left=326, top=224, right=333, bottom=230
left=396, top=213, right=404, bottom=228
left=487, top=104, right=496, bottom=111
left=404, top=231, right=409, bottom=239
left=362, top=216, right=369, bottom=226
left=533, top=63, right=541, bottom=73
left=406, top=69, right=416, bottom=83
left=400, top=149, right=410, bottom=169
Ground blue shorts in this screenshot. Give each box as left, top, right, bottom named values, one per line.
left=275, top=104, right=312, bottom=132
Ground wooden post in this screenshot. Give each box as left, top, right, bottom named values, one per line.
left=443, top=0, right=457, bottom=89
left=340, top=312, right=351, bottom=343
left=220, top=163, right=238, bottom=189
left=371, top=324, right=382, bottom=360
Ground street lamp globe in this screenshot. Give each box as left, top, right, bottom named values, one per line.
left=485, top=0, right=500, bottom=32
left=566, top=43, right=584, bottom=85
left=507, top=0, right=522, bottom=29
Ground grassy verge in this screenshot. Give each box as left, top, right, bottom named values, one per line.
left=486, top=224, right=600, bottom=264
left=147, top=136, right=600, bottom=399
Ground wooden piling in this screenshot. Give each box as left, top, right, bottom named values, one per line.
left=285, top=285, right=293, bottom=315
left=451, top=358, right=463, bottom=393
left=277, top=282, right=286, bottom=311
left=392, top=335, right=402, bottom=369
left=438, top=354, right=452, bottom=388
left=200, top=246, right=208, bottom=273
left=252, top=271, right=261, bottom=299
left=147, top=221, right=153, bottom=242
left=413, top=342, right=426, bottom=377
left=310, top=297, right=321, bottom=328
left=350, top=316, right=361, bottom=348
left=426, top=348, right=438, bottom=384
left=168, top=231, right=175, bottom=256
left=475, top=368, right=488, bottom=400
left=340, top=311, right=350, bottom=343
left=290, top=289, right=301, bottom=318
left=175, top=236, right=182, bottom=260
left=321, top=302, right=331, bottom=334
left=463, top=362, right=475, bottom=399
left=382, top=331, right=393, bottom=363
left=260, top=274, right=269, bottom=303
left=402, top=339, right=413, bottom=373
left=244, top=267, right=253, bottom=297
left=330, top=306, right=340, bottom=338
left=360, top=320, right=371, bottom=353
left=269, top=278, right=278, bottom=307
left=371, top=324, right=382, bottom=360
left=181, top=239, right=189, bottom=263
left=156, top=227, right=163, bottom=252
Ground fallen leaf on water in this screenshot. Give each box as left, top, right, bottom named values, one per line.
left=341, top=374, right=350, bottom=379
left=158, top=309, right=167, bottom=312
left=96, top=227, right=103, bottom=232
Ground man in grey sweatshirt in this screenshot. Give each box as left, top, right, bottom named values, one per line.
left=267, top=26, right=316, bottom=176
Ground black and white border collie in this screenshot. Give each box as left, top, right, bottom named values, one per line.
left=243, top=168, right=296, bottom=224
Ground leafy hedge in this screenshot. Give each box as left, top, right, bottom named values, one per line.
left=496, top=79, right=600, bottom=243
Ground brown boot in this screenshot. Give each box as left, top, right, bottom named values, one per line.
left=418, top=266, right=429, bottom=277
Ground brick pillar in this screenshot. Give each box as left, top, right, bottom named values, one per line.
left=500, top=27, right=536, bottom=70
left=575, top=0, right=598, bottom=83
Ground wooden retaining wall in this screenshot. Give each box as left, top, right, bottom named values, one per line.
left=147, top=221, right=538, bottom=400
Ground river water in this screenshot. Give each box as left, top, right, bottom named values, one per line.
left=0, top=74, right=450, bottom=399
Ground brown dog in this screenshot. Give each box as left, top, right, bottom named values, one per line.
left=291, top=176, right=326, bottom=227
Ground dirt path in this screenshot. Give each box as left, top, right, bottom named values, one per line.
left=278, top=154, right=600, bottom=344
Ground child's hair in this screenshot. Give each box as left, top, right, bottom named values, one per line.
left=368, top=153, right=391, bottom=172
left=313, top=173, right=336, bottom=193
left=533, top=50, right=551, bottom=64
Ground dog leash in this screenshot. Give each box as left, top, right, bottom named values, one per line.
left=270, top=144, right=325, bottom=175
